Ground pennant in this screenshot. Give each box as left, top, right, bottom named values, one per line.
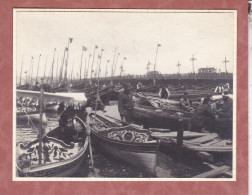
left=82, top=46, right=87, bottom=51
left=95, top=45, right=98, bottom=49
left=24, top=71, right=27, bottom=73
left=157, top=44, right=161, bottom=47
left=98, top=55, right=101, bottom=58
left=65, top=47, right=69, bottom=51
left=69, top=38, right=73, bottom=43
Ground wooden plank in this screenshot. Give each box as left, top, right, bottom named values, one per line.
left=151, top=131, right=206, bottom=139
left=200, top=139, right=220, bottom=146
left=192, top=165, right=230, bottom=178
left=195, top=152, right=214, bottom=162
left=183, top=143, right=232, bottom=152
left=186, top=133, right=218, bottom=144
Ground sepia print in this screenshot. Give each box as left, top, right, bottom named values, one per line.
left=13, top=9, right=237, bottom=181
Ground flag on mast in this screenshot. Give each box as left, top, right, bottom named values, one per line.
left=95, top=45, right=98, bottom=49
left=69, top=38, right=73, bottom=43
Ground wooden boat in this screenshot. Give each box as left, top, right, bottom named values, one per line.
left=16, top=115, right=89, bottom=177
left=16, top=106, right=47, bottom=124
left=88, top=113, right=159, bottom=174
left=153, top=131, right=232, bottom=153
left=45, top=102, right=59, bottom=113
left=132, top=104, right=192, bottom=130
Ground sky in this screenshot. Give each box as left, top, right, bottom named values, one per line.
left=15, top=9, right=235, bottom=80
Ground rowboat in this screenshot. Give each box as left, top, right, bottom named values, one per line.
left=45, top=102, right=59, bottom=113
left=88, top=113, right=160, bottom=174
left=16, top=106, right=47, bottom=124
left=132, top=104, right=192, bottom=130
left=16, top=115, right=89, bottom=177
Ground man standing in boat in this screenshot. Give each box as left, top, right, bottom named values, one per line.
left=118, top=83, right=134, bottom=125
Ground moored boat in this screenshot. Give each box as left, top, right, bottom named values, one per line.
left=16, top=115, right=89, bottom=177
left=88, top=113, right=160, bottom=174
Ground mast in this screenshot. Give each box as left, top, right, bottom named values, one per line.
left=64, top=37, right=73, bottom=83
left=120, top=57, right=127, bottom=77
left=43, top=56, right=48, bottom=81
left=36, top=54, right=41, bottom=83
left=110, top=48, right=117, bottom=86
left=86, top=54, right=92, bottom=79
left=50, top=48, right=56, bottom=86
left=113, top=52, right=120, bottom=77
left=105, top=60, right=110, bottom=78
left=38, top=78, right=44, bottom=165
left=55, top=54, right=59, bottom=85
left=153, top=44, right=161, bottom=86
left=90, top=45, right=98, bottom=85
left=177, top=61, right=181, bottom=74
left=29, top=56, right=34, bottom=89
left=19, top=56, right=24, bottom=86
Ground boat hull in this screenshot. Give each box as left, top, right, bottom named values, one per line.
left=91, top=130, right=158, bottom=174
left=17, top=112, right=47, bottom=125
left=132, top=105, right=191, bottom=130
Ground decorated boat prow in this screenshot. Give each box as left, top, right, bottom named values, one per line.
left=16, top=115, right=89, bottom=177
left=88, top=113, right=160, bottom=174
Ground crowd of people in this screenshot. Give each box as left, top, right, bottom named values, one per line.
left=116, top=82, right=233, bottom=139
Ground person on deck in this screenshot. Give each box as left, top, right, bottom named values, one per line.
left=136, top=82, right=143, bottom=92
left=191, top=97, right=216, bottom=132
left=215, top=92, right=233, bottom=139
left=118, top=84, right=134, bottom=125
left=159, top=87, right=170, bottom=99
left=214, top=83, right=224, bottom=93
left=179, top=92, right=194, bottom=112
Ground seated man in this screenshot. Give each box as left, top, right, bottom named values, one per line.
left=179, top=92, right=194, bottom=112
left=191, top=97, right=216, bottom=132
left=136, top=82, right=143, bottom=93
left=159, top=87, right=170, bottom=99
left=215, top=92, right=233, bottom=139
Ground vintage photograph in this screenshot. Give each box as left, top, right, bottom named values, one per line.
left=13, top=9, right=236, bottom=180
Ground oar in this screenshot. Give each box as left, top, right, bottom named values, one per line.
left=86, top=116, right=94, bottom=171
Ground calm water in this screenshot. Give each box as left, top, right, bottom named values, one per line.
left=16, top=111, right=217, bottom=178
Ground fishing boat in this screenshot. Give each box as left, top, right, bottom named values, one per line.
left=88, top=113, right=160, bottom=174
left=45, top=102, right=59, bottom=113
left=16, top=106, right=47, bottom=124
left=132, top=104, right=192, bottom=130
left=16, top=115, right=89, bottom=177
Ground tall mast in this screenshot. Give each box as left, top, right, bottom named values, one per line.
left=36, top=54, right=41, bottom=83
left=90, top=45, right=98, bottom=84
left=19, top=56, right=24, bottom=86
left=43, top=56, right=48, bottom=81
left=105, top=60, right=110, bottom=78
left=50, top=48, right=56, bottom=86
left=177, top=61, right=181, bottom=74
left=38, top=78, right=44, bottom=165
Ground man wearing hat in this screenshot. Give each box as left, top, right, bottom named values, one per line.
left=118, top=83, right=134, bottom=125
left=179, top=92, right=194, bottom=112
left=215, top=91, right=233, bottom=139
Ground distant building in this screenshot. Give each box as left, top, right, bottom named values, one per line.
left=146, top=71, right=161, bottom=78
left=198, top=67, right=217, bottom=74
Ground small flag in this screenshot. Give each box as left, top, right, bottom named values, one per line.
left=124, top=57, right=127, bottom=60
left=157, top=44, right=161, bottom=47
left=89, top=54, right=92, bottom=57
left=69, top=38, right=73, bottom=43
left=82, top=46, right=87, bottom=51
left=24, top=71, right=27, bottom=73
left=98, top=55, right=101, bottom=58
left=95, top=45, right=98, bottom=49
left=54, top=48, right=56, bottom=51
left=101, top=49, right=104, bottom=52
left=65, top=47, right=69, bottom=51
left=118, top=53, right=120, bottom=56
